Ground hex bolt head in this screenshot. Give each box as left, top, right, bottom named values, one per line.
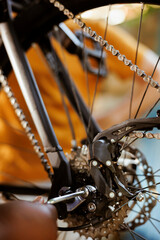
left=88, top=202, right=96, bottom=212
left=136, top=192, right=145, bottom=202
left=109, top=192, right=115, bottom=199
left=106, top=160, right=111, bottom=167
left=118, top=192, right=122, bottom=197
left=92, top=160, right=98, bottom=167
left=81, top=145, right=88, bottom=156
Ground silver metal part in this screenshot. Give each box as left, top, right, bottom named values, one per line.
left=109, top=192, right=115, bottom=199
left=87, top=202, right=96, bottom=212
left=0, top=71, right=53, bottom=179
left=118, top=192, right=123, bottom=197
left=106, top=160, right=112, bottom=166
left=108, top=205, right=115, bottom=212
left=47, top=190, right=86, bottom=205
left=66, top=186, right=95, bottom=211
left=92, top=160, right=98, bottom=167
left=136, top=192, right=145, bottom=202
left=67, top=195, right=86, bottom=212
left=0, top=22, right=63, bottom=168
left=81, top=145, right=88, bottom=156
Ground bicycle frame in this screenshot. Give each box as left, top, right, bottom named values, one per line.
left=0, top=0, right=100, bottom=197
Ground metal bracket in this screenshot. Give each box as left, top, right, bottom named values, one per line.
left=53, top=23, right=107, bottom=77
left=94, top=117, right=160, bottom=143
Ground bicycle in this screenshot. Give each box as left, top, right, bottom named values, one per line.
left=0, top=0, right=160, bottom=239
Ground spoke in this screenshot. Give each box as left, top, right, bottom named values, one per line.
left=125, top=173, right=160, bottom=177
left=114, top=195, right=137, bottom=214
left=140, top=182, right=160, bottom=190
left=122, top=98, right=160, bottom=151
left=130, top=208, right=160, bottom=223
left=129, top=182, right=160, bottom=193
left=144, top=192, right=160, bottom=203
left=48, top=32, right=76, bottom=142
left=121, top=137, right=138, bottom=151
left=137, top=202, right=160, bottom=234
left=134, top=56, right=160, bottom=119
left=87, top=5, right=111, bottom=142
left=129, top=230, right=147, bottom=240
left=134, top=169, right=160, bottom=187
left=0, top=171, right=44, bottom=188
left=124, top=223, right=137, bottom=240
left=145, top=97, right=160, bottom=117
left=81, top=20, right=90, bottom=108
left=143, top=190, right=160, bottom=196
left=129, top=3, right=144, bottom=119
left=121, top=224, right=147, bottom=240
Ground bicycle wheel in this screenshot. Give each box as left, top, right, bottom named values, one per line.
left=0, top=1, right=160, bottom=240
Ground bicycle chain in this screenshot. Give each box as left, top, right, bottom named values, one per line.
left=49, top=0, right=160, bottom=93
left=129, top=131, right=160, bottom=139
left=0, top=70, right=54, bottom=180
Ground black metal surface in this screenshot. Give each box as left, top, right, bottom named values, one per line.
left=1, top=21, right=72, bottom=190
left=38, top=34, right=101, bottom=141
left=92, top=139, right=134, bottom=197
left=94, top=117, right=160, bottom=142
left=53, top=24, right=107, bottom=77
left=0, top=0, right=9, bottom=22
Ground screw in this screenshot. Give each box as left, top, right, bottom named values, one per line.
left=88, top=202, right=96, bottom=212
left=106, top=160, right=111, bottom=167
left=81, top=145, right=88, bottom=156
left=92, top=160, right=98, bottom=167
left=71, top=139, right=77, bottom=148
left=108, top=205, right=115, bottom=212
left=118, top=192, right=122, bottom=197
left=136, top=192, right=144, bottom=202
left=109, top=192, right=115, bottom=199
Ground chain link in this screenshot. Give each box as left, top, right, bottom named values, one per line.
left=49, top=0, right=160, bottom=93
left=0, top=70, right=54, bottom=180
left=129, top=131, right=160, bottom=140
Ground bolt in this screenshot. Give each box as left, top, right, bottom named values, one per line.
left=92, top=160, right=98, bottom=167
left=81, top=145, right=88, bottom=156
left=88, top=202, right=96, bottom=212
left=136, top=192, right=145, bottom=202
left=108, top=205, right=115, bottom=212
left=106, top=160, right=111, bottom=167
left=71, top=139, right=77, bottom=148
left=118, top=192, right=122, bottom=197
left=109, top=192, right=115, bottom=199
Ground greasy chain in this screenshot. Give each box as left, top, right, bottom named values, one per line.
left=0, top=72, right=54, bottom=180
left=49, top=0, right=160, bottom=92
